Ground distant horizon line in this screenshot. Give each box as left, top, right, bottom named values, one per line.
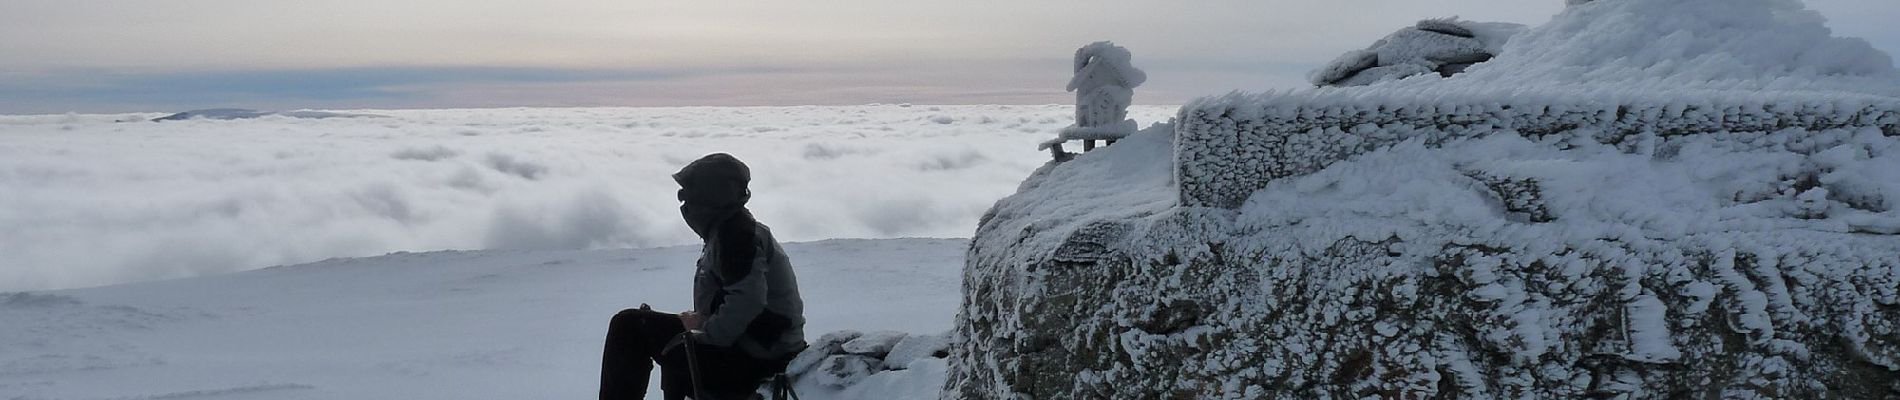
left=0, top=102, right=1194, bottom=117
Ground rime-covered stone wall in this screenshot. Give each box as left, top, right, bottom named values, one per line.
left=1176, top=89, right=1900, bottom=209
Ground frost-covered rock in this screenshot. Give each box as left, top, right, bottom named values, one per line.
left=1449, top=0, right=1900, bottom=96
left=841, top=330, right=907, bottom=357
left=954, top=101, right=1900, bottom=400
left=1308, top=50, right=1378, bottom=87
left=786, top=330, right=861, bottom=377
left=813, top=355, right=879, bottom=389
left=882, top=333, right=950, bottom=371
left=789, top=329, right=952, bottom=393
left=1329, top=63, right=1434, bottom=87
left=949, top=1, right=1900, bottom=398
left=1310, top=18, right=1525, bottom=87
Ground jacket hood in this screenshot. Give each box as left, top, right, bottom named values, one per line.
left=674, top=153, right=751, bottom=238
left=672, top=153, right=751, bottom=205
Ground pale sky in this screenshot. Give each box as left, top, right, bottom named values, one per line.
left=2, top=0, right=1897, bottom=114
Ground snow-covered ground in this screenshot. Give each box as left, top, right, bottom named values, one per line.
left=0, top=238, right=965, bottom=399
left=0, top=105, right=1176, bottom=292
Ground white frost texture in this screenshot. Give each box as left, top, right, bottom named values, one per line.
left=1309, top=18, right=1527, bottom=87
left=1448, top=0, right=1900, bottom=95
left=1045, top=41, right=1149, bottom=150
left=951, top=0, right=1900, bottom=398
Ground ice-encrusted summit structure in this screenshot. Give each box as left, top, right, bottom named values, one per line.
left=1043, top=41, right=1149, bottom=159
left=948, top=0, right=1900, bottom=398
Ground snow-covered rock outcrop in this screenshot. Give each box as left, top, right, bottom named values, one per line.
left=949, top=0, right=1900, bottom=398
left=1451, top=0, right=1900, bottom=97
left=789, top=330, right=951, bottom=397
left=1310, top=19, right=1525, bottom=87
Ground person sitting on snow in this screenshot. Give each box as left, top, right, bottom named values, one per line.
left=599, top=153, right=807, bottom=400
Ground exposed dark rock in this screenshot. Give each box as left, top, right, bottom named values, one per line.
left=1416, top=19, right=1477, bottom=38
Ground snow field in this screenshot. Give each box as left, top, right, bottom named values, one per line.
left=0, top=238, right=967, bottom=400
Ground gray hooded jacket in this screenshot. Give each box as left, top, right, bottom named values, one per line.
left=674, top=154, right=806, bottom=361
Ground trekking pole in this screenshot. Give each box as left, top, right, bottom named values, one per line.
left=779, top=373, right=801, bottom=400
left=680, top=331, right=710, bottom=400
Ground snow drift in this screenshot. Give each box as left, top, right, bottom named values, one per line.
left=949, top=0, right=1900, bottom=398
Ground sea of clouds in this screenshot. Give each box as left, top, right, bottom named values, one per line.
left=0, top=105, right=1178, bottom=291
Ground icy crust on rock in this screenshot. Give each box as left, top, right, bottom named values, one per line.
left=1309, top=19, right=1526, bottom=87
left=790, top=330, right=952, bottom=395
left=1436, top=0, right=1900, bottom=95
left=951, top=98, right=1900, bottom=398
left=1207, top=133, right=1900, bottom=398
left=949, top=1, right=1900, bottom=397
left=969, top=122, right=1179, bottom=260
left=946, top=123, right=1180, bottom=398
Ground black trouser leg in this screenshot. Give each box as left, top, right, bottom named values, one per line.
left=600, top=308, right=685, bottom=400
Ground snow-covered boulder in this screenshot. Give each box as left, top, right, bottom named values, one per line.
left=812, top=355, right=879, bottom=389
left=786, top=330, right=861, bottom=377
left=949, top=0, right=1900, bottom=398
left=881, top=333, right=950, bottom=371
left=1310, top=18, right=1525, bottom=87
left=1451, top=0, right=1900, bottom=96
left=790, top=330, right=951, bottom=392
left=841, top=330, right=907, bottom=357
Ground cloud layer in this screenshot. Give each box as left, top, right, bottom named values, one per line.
left=0, top=105, right=1178, bottom=291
